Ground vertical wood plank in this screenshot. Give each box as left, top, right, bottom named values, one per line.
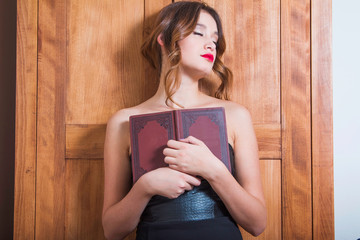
left=281, top=0, right=312, bottom=239
left=66, top=0, right=145, bottom=124
left=205, top=0, right=280, bottom=124
left=144, top=0, right=172, bottom=34
left=311, top=0, right=334, bottom=239
left=36, top=0, right=67, bottom=238
left=240, top=160, right=282, bottom=240
left=143, top=0, right=172, bottom=97
left=65, top=160, right=105, bottom=240
left=14, top=0, right=38, bottom=239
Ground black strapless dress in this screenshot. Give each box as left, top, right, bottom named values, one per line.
left=135, top=144, right=243, bottom=240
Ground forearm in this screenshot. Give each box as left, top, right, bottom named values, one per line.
left=207, top=164, right=267, bottom=236
left=102, top=178, right=152, bottom=240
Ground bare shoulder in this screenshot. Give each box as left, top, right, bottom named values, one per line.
left=223, top=101, right=252, bottom=125
left=208, top=98, right=253, bottom=126
left=108, top=107, right=139, bottom=126
left=105, top=106, right=145, bottom=154
left=209, top=99, right=254, bottom=145
left=106, top=105, right=148, bottom=133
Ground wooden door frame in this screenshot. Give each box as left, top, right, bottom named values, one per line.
left=311, top=0, right=334, bottom=238
left=280, top=0, right=333, bottom=239
left=14, top=0, right=37, bottom=239
left=281, top=0, right=313, bottom=238
left=14, top=0, right=334, bottom=239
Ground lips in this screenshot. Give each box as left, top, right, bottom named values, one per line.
left=201, top=54, right=214, bottom=62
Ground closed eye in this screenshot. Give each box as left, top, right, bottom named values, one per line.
left=194, top=31, right=218, bottom=48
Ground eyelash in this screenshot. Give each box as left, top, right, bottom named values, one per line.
left=193, top=32, right=218, bottom=46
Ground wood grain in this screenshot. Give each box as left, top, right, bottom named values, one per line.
left=65, top=124, right=106, bottom=159
left=65, top=160, right=105, bottom=240
left=240, top=160, right=281, bottom=239
left=311, top=0, right=334, bottom=238
left=36, top=0, right=67, bottom=238
left=65, top=123, right=281, bottom=160
left=144, top=0, right=171, bottom=28
left=207, top=0, right=280, bottom=124
left=281, top=0, right=312, bottom=239
left=14, top=0, right=38, bottom=239
left=255, top=124, right=281, bottom=159
left=66, top=0, right=145, bottom=124
left=14, top=0, right=334, bottom=239
left=143, top=0, right=172, bottom=97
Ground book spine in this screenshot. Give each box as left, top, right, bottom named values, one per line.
left=221, top=109, right=231, bottom=172
left=129, top=116, right=136, bottom=183
left=174, top=110, right=182, bottom=140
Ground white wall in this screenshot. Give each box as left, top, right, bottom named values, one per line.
left=333, top=0, right=360, bottom=239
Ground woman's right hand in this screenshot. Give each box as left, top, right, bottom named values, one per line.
left=139, top=167, right=201, bottom=199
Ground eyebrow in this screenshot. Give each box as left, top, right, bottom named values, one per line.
left=196, top=23, right=218, bottom=36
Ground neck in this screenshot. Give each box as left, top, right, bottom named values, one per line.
left=153, top=66, right=204, bottom=109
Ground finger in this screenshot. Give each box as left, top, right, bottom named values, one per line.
left=163, top=147, right=178, bottom=157
left=177, top=188, right=186, bottom=195
left=167, top=139, right=185, bottom=149
left=182, top=182, right=193, bottom=191
left=180, top=136, right=203, bottom=146
left=168, top=164, right=179, bottom=170
left=184, top=174, right=201, bottom=186
left=164, top=156, right=176, bottom=165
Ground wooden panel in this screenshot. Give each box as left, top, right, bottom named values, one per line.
left=255, top=124, right=281, bottom=159
left=65, top=124, right=281, bottom=159
left=65, top=160, right=105, bottom=240
left=36, top=0, right=67, bottom=238
left=240, top=160, right=281, bottom=239
left=144, top=0, right=171, bottom=21
left=13, top=0, right=334, bottom=239
left=143, top=0, right=172, bottom=93
left=311, top=0, right=334, bottom=238
left=66, top=0, right=146, bottom=124
left=66, top=124, right=106, bottom=159
left=14, top=0, right=38, bottom=239
left=281, top=0, right=312, bottom=239
left=204, top=0, right=280, bottom=124
left=64, top=160, right=136, bottom=240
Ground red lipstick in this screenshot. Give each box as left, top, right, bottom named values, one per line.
left=201, top=54, right=214, bottom=62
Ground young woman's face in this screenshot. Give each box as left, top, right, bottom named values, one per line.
left=177, top=10, right=218, bottom=79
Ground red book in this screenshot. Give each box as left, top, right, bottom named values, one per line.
left=129, top=107, right=231, bottom=183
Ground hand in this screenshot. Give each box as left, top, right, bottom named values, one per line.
left=163, top=136, right=223, bottom=179
left=140, top=167, right=201, bottom=199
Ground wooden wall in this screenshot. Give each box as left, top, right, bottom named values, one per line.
left=15, top=0, right=333, bottom=239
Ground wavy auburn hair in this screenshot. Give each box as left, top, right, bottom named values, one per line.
left=141, top=1, right=233, bottom=107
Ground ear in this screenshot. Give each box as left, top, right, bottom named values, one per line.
left=157, top=34, right=164, bottom=46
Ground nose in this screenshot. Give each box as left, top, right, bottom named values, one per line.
left=204, top=38, right=216, bottom=51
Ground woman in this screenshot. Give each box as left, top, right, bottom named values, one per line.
left=102, top=1, right=266, bottom=239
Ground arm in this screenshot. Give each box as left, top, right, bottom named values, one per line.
left=206, top=107, right=266, bottom=236
left=102, top=111, right=151, bottom=240
left=102, top=110, right=201, bottom=240
left=163, top=106, right=266, bottom=236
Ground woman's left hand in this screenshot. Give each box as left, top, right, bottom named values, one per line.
left=163, top=136, right=224, bottom=179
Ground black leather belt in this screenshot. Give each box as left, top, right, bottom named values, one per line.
left=140, top=180, right=231, bottom=222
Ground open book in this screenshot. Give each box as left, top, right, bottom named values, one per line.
left=129, top=107, right=231, bottom=183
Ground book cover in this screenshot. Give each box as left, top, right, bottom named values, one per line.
left=129, top=107, right=230, bottom=183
